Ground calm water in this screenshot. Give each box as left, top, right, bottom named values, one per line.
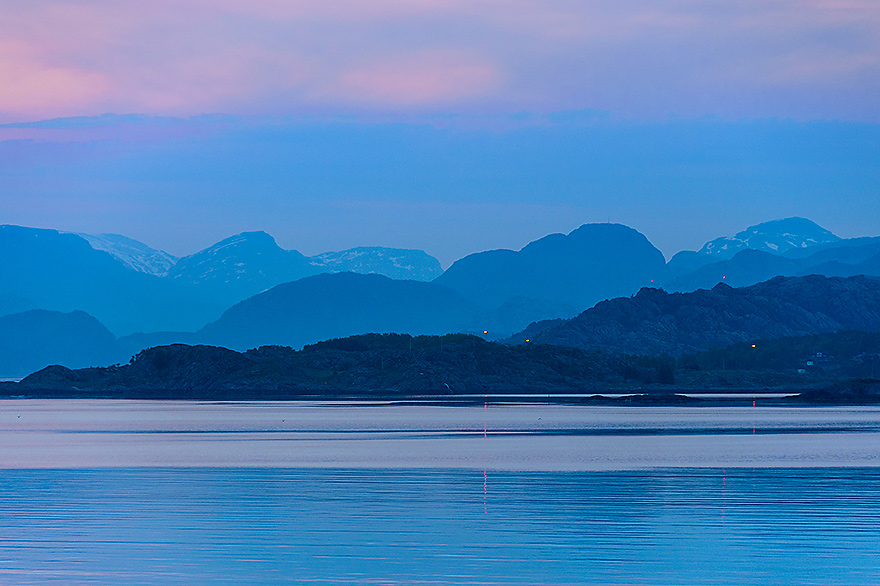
left=1, top=401, right=879, bottom=585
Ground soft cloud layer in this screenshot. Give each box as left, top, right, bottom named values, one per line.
left=1, top=0, right=878, bottom=121
left=0, top=41, right=110, bottom=114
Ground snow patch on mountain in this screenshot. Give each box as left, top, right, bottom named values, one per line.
left=167, top=231, right=314, bottom=286
left=699, top=218, right=840, bottom=259
left=310, top=247, right=443, bottom=281
left=77, top=233, right=178, bottom=276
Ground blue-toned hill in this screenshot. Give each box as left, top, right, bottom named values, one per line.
left=198, top=272, right=484, bottom=351
left=0, top=225, right=222, bottom=334
left=512, top=275, right=880, bottom=355
left=434, top=223, right=665, bottom=314
left=0, top=309, right=125, bottom=377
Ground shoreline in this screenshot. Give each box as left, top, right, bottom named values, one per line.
left=0, top=389, right=874, bottom=406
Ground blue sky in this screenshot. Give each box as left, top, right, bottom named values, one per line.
left=1, top=2, right=878, bottom=265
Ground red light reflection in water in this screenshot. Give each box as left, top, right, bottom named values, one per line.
left=483, top=469, right=488, bottom=514
left=484, top=394, right=488, bottom=513
left=721, top=468, right=727, bottom=522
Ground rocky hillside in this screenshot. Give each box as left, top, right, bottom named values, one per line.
left=511, top=275, right=880, bottom=355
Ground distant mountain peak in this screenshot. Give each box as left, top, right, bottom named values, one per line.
left=521, top=222, right=649, bottom=254
left=166, top=230, right=314, bottom=299
left=699, top=217, right=839, bottom=259
left=200, top=231, right=279, bottom=253
left=435, top=221, right=666, bottom=312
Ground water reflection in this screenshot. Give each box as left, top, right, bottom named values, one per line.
left=2, top=401, right=880, bottom=469
left=2, top=402, right=880, bottom=584
left=0, top=468, right=878, bottom=585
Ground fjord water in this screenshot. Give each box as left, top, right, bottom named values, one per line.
left=1, top=402, right=880, bottom=585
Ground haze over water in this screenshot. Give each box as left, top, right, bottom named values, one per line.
left=1, top=401, right=879, bottom=584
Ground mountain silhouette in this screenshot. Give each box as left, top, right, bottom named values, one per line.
left=661, top=220, right=880, bottom=292
left=198, top=272, right=483, bottom=351
left=0, top=309, right=125, bottom=377
left=435, top=223, right=665, bottom=313
left=167, top=232, right=445, bottom=308
left=310, top=246, right=443, bottom=281
left=0, top=225, right=222, bottom=334
left=4, top=218, right=879, bottom=358
left=512, top=275, right=880, bottom=355
left=76, top=232, right=178, bottom=276
left=698, top=217, right=840, bottom=259
left=167, top=231, right=321, bottom=308
left=0, top=291, right=36, bottom=318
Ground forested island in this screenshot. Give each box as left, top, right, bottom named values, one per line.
left=3, top=332, right=879, bottom=405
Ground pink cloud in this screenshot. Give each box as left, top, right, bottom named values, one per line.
left=330, top=53, right=500, bottom=106
left=0, top=0, right=878, bottom=121
left=0, top=40, right=110, bottom=116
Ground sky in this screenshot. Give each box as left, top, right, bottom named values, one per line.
left=1, top=0, right=879, bottom=266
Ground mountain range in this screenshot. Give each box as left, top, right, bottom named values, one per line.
left=0, top=225, right=444, bottom=334
left=1, top=217, right=880, bottom=378
left=662, top=238, right=880, bottom=292
left=0, top=225, right=219, bottom=335
left=165, top=231, right=445, bottom=309
left=78, top=229, right=444, bottom=286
